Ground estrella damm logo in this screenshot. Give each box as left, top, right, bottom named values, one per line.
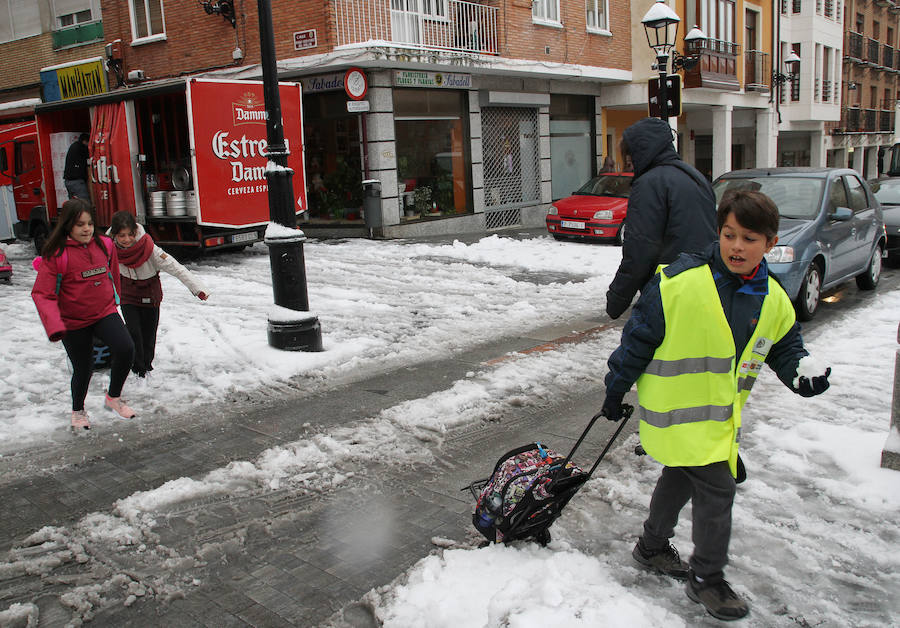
left=232, top=92, right=267, bottom=126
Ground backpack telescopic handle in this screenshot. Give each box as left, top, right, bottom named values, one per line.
left=552, top=404, right=634, bottom=482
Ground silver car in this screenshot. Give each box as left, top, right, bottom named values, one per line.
left=712, top=168, right=886, bottom=320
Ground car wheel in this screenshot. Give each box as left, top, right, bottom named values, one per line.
left=615, top=222, right=625, bottom=245
left=855, top=244, right=882, bottom=290
left=796, top=262, right=821, bottom=321
left=32, top=223, right=48, bottom=256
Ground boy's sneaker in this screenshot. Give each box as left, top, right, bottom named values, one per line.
left=105, top=394, right=136, bottom=419
left=685, top=570, right=749, bottom=621
left=71, top=410, right=91, bottom=430
left=632, top=538, right=689, bottom=580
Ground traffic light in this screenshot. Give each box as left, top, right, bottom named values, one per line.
left=648, top=74, right=682, bottom=118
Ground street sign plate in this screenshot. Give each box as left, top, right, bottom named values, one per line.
left=347, top=100, right=370, bottom=112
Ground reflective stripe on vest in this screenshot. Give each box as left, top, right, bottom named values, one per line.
left=636, top=264, right=796, bottom=476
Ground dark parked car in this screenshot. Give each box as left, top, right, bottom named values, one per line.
left=713, top=168, right=886, bottom=320
left=867, top=177, right=900, bottom=266
left=546, top=173, right=633, bottom=243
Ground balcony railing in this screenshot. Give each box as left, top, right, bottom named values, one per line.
left=886, top=45, right=896, bottom=69
left=822, top=78, right=833, bottom=102
left=847, top=31, right=864, bottom=59
left=868, top=38, right=881, bottom=64
left=881, top=109, right=895, bottom=131
left=684, top=38, right=741, bottom=91
left=864, top=109, right=877, bottom=131
left=744, top=50, right=770, bottom=91
left=333, top=0, right=499, bottom=55
left=844, top=107, right=861, bottom=131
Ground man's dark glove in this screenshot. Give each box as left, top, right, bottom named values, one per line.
left=600, top=395, right=629, bottom=421
left=605, top=289, right=631, bottom=320
left=795, top=367, right=831, bottom=397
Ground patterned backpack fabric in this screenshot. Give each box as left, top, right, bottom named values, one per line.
left=472, top=441, right=586, bottom=544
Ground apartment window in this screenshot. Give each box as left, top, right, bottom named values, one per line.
left=689, top=1, right=735, bottom=43
left=874, top=21, right=880, bottom=40
left=889, top=27, right=895, bottom=48
left=533, top=0, right=560, bottom=24
left=422, top=0, right=446, bottom=19
left=586, top=0, right=609, bottom=32
left=0, top=0, right=41, bottom=43
left=856, top=14, right=864, bottom=35
left=130, top=0, right=165, bottom=40
left=58, top=10, right=92, bottom=28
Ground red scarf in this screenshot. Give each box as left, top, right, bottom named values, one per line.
left=117, top=233, right=154, bottom=268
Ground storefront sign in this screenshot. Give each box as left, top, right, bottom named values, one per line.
left=393, top=71, right=471, bottom=89
left=302, top=72, right=344, bottom=94
left=293, top=29, right=317, bottom=50
left=40, top=57, right=108, bottom=103
left=188, top=80, right=306, bottom=227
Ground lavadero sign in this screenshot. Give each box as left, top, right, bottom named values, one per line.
left=393, top=71, right=471, bottom=88
left=187, top=78, right=306, bottom=227
left=40, top=57, right=108, bottom=102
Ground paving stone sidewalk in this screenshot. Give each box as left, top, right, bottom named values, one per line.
left=0, top=314, right=635, bottom=627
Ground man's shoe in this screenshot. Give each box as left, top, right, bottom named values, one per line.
left=71, top=410, right=91, bottom=430
left=105, top=394, right=136, bottom=419
left=685, top=570, right=749, bottom=621
left=632, top=538, right=689, bottom=580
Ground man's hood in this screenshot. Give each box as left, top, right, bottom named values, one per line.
left=622, top=117, right=680, bottom=177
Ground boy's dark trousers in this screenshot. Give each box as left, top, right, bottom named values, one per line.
left=640, top=461, right=737, bottom=579
left=121, top=304, right=160, bottom=375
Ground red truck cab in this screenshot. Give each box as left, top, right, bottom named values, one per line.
left=0, top=121, right=47, bottom=248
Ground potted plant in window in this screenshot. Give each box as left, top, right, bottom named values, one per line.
left=414, top=186, right=433, bottom=216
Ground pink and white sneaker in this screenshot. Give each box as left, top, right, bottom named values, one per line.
left=105, top=394, right=136, bottom=419
left=71, top=409, right=91, bottom=430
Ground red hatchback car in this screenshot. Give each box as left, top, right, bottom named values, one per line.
left=546, top=173, right=633, bottom=243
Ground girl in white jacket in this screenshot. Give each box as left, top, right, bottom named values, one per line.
left=108, top=211, right=208, bottom=378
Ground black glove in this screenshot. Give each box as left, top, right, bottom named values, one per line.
left=605, top=290, right=630, bottom=320
left=601, top=395, right=626, bottom=421
left=795, top=367, right=831, bottom=397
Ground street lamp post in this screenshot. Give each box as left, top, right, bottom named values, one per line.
left=772, top=50, right=801, bottom=124
left=257, top=0, right=323, bottom=351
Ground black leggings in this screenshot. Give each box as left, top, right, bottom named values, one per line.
left=61, top=313, right=134, bottom=411
left=121, top=304, right=160, bottom=375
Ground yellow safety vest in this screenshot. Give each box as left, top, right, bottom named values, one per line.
left=636, top=264, right=796, bottom=477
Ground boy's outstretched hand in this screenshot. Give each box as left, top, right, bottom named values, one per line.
left=795, top=367, right=831, bottom=397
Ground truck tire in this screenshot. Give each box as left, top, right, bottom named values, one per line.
left=32, top=223, right=48, bottom=256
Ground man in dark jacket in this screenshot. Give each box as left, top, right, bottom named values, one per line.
left=606, top=117, right=717, bottom=319
left=63, top=133, right=91, bottom=201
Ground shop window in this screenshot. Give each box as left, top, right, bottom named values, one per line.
left=550, top=94, right=594, bottom=201
left=129, top=0, right=165, bottom=41
left=393, top=88, right=470, bottom=218
left=482, top=107, right=540, bottom=208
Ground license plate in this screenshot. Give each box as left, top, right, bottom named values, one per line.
left=560, top=220, right=585, bottom=229
left=232, top=231, right=258, bottom=244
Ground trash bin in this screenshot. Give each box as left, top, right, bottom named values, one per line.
left=362, top=179, right=382, bottom=229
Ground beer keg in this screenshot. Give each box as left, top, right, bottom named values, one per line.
left=185, top=190, right=198, bottom=217
left=149, top=191, right=167, bottom=217
left=166, top=191, right=187, bottom=217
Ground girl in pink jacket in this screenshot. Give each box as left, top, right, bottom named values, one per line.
left=32, top=199, right=137, bottom=430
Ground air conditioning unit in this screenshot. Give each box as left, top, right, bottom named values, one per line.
left=127, top=69, right=146, bottom=81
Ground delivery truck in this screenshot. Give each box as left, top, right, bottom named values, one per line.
left=4, top=77, right=306, bottom=254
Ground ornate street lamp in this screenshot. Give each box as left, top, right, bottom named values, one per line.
left=772, top=50, right=801, bottom=87
left=642, top=1, right=705, bottom=119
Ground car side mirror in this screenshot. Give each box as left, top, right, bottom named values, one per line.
left=830, top=207, right=852, bottom=221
